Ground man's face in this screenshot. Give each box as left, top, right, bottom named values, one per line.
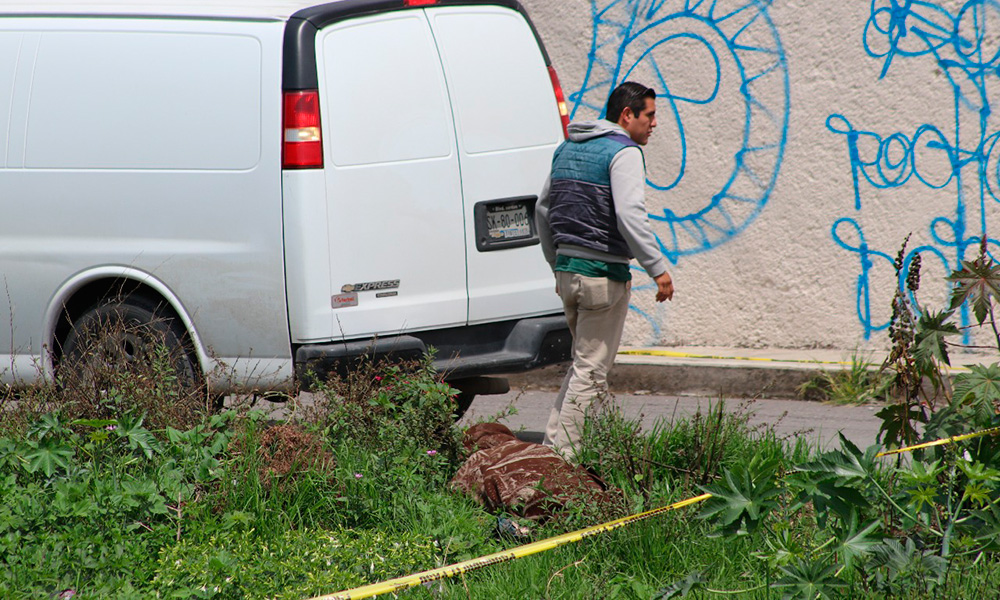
left=622, top=97, right=657, bottom=146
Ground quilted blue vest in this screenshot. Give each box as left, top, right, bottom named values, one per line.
left=547, top=132, right=640, bottom=258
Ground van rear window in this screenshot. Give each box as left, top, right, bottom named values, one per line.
left=24, top=31, right=261, bottom=170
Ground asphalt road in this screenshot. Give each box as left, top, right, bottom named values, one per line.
left=460, top=389, right=886, bottom=452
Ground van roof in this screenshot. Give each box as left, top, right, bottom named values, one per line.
left=0, top=1, right=332, bottom=21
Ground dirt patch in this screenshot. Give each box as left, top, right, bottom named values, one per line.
left=255, top=423, right=335, bottom=489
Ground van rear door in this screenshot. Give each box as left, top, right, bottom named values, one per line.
left=315, top=11, right=467, bottom=338
left=426, top=5, right=564, bottom=324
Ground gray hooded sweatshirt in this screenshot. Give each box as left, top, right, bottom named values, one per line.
left=536, top=120, right=668, bottom=279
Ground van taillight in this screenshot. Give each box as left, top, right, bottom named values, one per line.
left=283, top=90, right=323, bottom=169
left=404, top=0, right=438, bottom=5
left=547, top=66, right=570, bottom=139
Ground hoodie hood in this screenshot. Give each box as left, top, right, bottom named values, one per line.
left=567, top=119, right=628, bottom=143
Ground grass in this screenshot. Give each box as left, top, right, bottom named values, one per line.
left=4, top=350, right=1000, bottom=599
left=798, top=351, right=889, bottom=405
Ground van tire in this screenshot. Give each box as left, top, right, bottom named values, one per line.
left=454, top=390, right=475, bottom=419
left=60, top=295, right=202, bottom=405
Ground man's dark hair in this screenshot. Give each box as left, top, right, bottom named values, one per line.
left=605, top=82, right=656, bottom=123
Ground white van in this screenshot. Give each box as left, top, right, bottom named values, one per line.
left=0, top=0, right=572, bottom=396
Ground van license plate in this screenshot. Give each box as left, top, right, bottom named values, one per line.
left=474, top=196, right=538, bottom=252
left=486, top=202, right=531, bottom=240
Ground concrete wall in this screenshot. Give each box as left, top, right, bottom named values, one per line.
left=520, top=0, right=1000, bottom=351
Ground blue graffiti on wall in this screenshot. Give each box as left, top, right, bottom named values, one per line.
left=568, top=0, right=789, bottom=341
left=569, top=0, right=790, bottom=265
left=828, top=0, right=1000, bottom=339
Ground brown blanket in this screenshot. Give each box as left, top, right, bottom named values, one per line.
left=449, top=423, right=613, bottom=521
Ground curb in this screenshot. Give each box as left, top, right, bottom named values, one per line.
left=504, top=361, right=822, bottom=399
left=504, top=347, right=989, bottom=400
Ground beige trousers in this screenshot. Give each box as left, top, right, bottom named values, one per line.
left=543, top=270, right=631, bottom=462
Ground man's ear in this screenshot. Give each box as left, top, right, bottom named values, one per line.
left=618, top=107, right=634, bottom=128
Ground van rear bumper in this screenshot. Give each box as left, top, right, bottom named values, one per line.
left=294, top=314, right=571, bottom=385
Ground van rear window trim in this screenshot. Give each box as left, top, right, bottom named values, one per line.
left=282, top=0, right=550, bottom=91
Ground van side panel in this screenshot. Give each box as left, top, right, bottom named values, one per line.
left=0, top=18, right=292, bottom=387
left=4, top=33, right=36, bottom=170
left=0, top=33, right=19, bottom=168
left=428, top=5, right=564, bottom=324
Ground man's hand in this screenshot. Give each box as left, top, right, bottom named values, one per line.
left=654, top=271, right=674, bottom=302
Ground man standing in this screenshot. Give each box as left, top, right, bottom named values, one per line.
left=536, top=81, right=674, bottom=461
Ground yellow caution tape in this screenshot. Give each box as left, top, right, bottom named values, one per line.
left=618, top=349, right=971, bottom=371
left=312, top=425, right=1000, bottom=600
left=307, top=493, right=712, bottom=600
left=875, top=425, right=1000, bottom=457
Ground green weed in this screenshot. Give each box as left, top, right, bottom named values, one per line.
left=798, top=352, right=889, bottom=405
left=301, top=356, right=463, bottom=463
left=154, top=528, right=437, bottom=599
left=8, top=312, right=1000, bottom=599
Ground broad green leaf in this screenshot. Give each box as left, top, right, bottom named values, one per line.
left=754, top=528, right=803, bottom=568
left=87, top=429, right=109, bottom=444
left=698, top=455, right=781, bottom=536
left=27, top=413, right=66, bottom=441
left=796, top=435, right=878, bottom=482
left=833, top=517, right=881, bottom=571
left=114, top=413, right=161, bottom=459
left=814, top=481, right=868, bottom=525
left=869, top=538, right=908, bottom=571
left=963, top=481, right=992, bottom=508
left=197, top=456, right=221, bottom=482
left=23, top=439, right=74, bottom=476
left=166, top=426, right=184, bottom=444
left=971, top=502, right=1000, bottom=551
left=868, top=538, right=947, bottom=589
left=913, top=309, right=959, bottom=366
left=796, top=452, right=866, bottom=481
left=839, top=432, right=884, bottom=470
left=904, top=485, right=938, bottom=513
left=957, top=456, right=1000, bottom=482
left=948, top=258, right=1000, bottom=325
left=0, top=439, right=21, bottom=471
left=773, top=558, right=846, bottom=600
left=122, top=478, right=158, bottom=496
left=953, top=363, right=1000, bottom=422
left=786, top=471, right=869, bottom=528
left=656, top=571, right=706, bottom=599
left=148, top=498, right=170, bottom=515
left=52, top=480, right=96, bottom=518
left=876, top=402, right=926, bottom=448
left=898, top=459, right=943, bottom=486
left=165, top=425, right=210, bottom=447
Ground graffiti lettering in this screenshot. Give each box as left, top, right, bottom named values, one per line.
left=830, top=0, right=1000, bottom=339
left=826, top=115, right=956, bottom=209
